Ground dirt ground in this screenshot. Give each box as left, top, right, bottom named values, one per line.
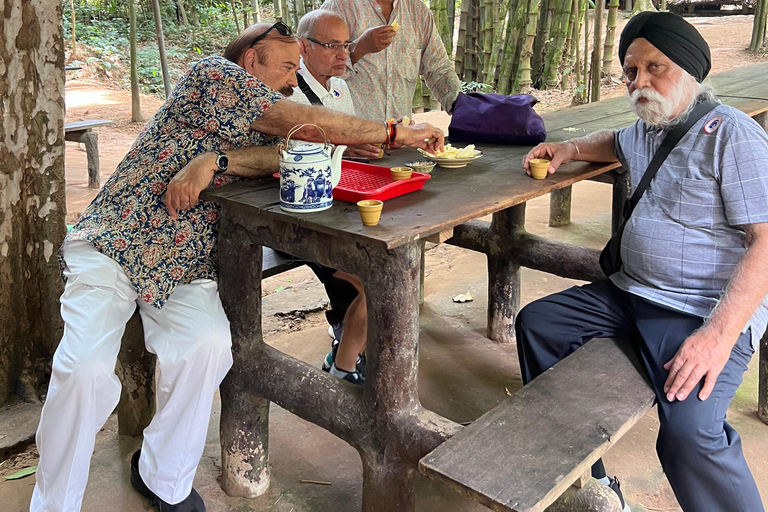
left=6, top=12, right=768, bottom=512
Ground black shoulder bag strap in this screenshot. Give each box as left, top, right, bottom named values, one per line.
left=599, top=100, right=718, bottom=277
left=296, top=73, right=324, bottom=106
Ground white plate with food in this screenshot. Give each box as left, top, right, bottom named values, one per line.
left=418, top=144, right=483, bottom=168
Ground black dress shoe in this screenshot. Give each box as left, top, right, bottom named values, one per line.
left=130, top=449, right=206, bottom=512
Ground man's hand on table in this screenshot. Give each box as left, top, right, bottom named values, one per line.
left=393, top=123, right=445, bottom=153
left=522, top=142, right=578, bottom=176
left=351, top=25, right=397, bottom=63
left=662, top=326, right=734, bottom=402
left=165, top=152, right=217, bottom=220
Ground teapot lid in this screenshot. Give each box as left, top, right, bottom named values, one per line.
left=286, top=142, right=327, bottom=155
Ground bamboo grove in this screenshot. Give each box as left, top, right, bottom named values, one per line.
left=272, top=0, right=626, bottom=102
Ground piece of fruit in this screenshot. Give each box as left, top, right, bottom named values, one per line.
left=391, top=21, right=400, bottom=31
left=456, top=144, right=476, bottom=158
left=402, top=116, right=411, bottom=126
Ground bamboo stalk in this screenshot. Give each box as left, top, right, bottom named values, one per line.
left=516, top=0, right=539, bottom=91
left=589, top=0, right=604, bottom=102
left=455, top=0, right=470, bottom=78
left=601, top=0, right=619, bottom=76
left=563, top=0, right=580, bottom=88
left=542, top=0, right=572, bottom=89
left=509, top=0, right=531, bottom=92
left=532, top=0, right=554, bottom=88
left=274, top=0, right=284, bottom=21
left=484, top=0, right=514, bottom=85
left=582, top=0, right=589, bottom=101
left=430, top=0, right=453, bottom=55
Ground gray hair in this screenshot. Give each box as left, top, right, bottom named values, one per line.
left=296, top=9, right=346, bottom=40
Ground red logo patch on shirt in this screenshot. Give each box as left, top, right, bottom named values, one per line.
left=703, top=116, right=723, bottom=134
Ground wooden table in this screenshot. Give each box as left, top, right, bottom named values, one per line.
left=202, top=62, right=768, bottom=511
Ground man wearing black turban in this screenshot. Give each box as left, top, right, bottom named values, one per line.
left=518, top=12, right=767, bottom=512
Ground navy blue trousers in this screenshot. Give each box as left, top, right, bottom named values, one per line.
left=515, top=280, right=764, bottom=512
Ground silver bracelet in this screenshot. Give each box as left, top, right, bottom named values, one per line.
left=568, top=140, right=580, bottom=157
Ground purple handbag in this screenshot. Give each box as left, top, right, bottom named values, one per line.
left=448, top=92, right=547, bottom=145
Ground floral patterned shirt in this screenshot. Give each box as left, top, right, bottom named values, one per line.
left=63, top=56, right=284, bottom=308
left=321, top=0, right=462, bottom=121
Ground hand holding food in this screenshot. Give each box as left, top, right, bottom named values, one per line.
left=354, top=25, right=397, bottom=55
left=425, top=143, right=477, bottom=159
left=394, top=123, right=445, bottom=153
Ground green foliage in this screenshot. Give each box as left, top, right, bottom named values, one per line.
left=63, top=0, right=250, bottom=96
left=461, top=81, right=493, bottom=93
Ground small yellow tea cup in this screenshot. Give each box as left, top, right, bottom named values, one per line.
left=529, top=159, right=550, bottom=180
left=390, top=166, right=413, bottom=181
left=357, top=200, right=384, bottom=226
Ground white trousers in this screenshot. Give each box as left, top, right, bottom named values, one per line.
left=30, top=242, right=233, bottom=512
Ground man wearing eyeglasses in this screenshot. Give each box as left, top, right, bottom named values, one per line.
left=323, top=0, right=462, bottom=122
left=31, top=21, right=443, bottom=512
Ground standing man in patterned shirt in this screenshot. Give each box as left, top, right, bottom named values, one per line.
left=516, top=13, right=766, bottom=512
left=30, top=22, right=444, bottom=512
left=322, top=0, right=462, bottom=122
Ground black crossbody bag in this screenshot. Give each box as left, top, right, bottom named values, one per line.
left=599, top=101, right=718, bottom=277
left=296, top=73, right=324, bottom=106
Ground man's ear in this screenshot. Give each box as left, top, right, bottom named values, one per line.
left=297, top=38, right=309, bottom=56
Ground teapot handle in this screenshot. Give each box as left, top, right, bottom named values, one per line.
left=279, top=123, right=330, bottom=152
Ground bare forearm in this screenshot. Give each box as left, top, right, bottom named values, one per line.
left=225, top=146, right=279, bottom=179
left=251, top=101, right=387, bottom=145
left=703, top=223, right=768, bottom=343
left=568, top=130, right=617, bottom=163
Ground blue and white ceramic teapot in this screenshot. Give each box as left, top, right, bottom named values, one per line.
left=278, top=124, right=347, bottom=213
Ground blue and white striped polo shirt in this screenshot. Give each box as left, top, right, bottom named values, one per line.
left=611, top=103, right=768, bottom=346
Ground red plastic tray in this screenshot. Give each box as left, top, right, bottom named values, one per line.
left=273, top=160, right=431, bottom=203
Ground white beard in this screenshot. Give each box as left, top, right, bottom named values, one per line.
left=629, top=76, right=699, bottom=128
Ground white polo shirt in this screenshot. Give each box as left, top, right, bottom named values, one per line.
left=289, top=59, right=356, bottom=116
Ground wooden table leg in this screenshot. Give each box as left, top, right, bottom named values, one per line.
left=79, top=131, right=100, bottom=189
left=217, top=211, right=271, bottom=497
left=486, top=205, right=524, bottom=344
left=356, top=241, right=423, bottom=512
left=549, top=186, right=572, bottom=227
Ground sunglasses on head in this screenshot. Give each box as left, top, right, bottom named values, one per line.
left=249, top=21, right=293, bottom=49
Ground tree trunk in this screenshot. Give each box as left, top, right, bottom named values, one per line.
left=176, top=0, right=189, bottom=26
left=582, top=0, right=589, bottom=91
left=602, top=0, right=619, bottom=76
left=448, top=0, right=456, bottom=47
left=274, top=0, right=284, bottom=22
left=0, top=0, right=67, bottom=405
left=70, top=0, right=76, bottom=54
left=152, top=0, right=172, bottom=98
left=631, top=0, right=657, bottom=16
left=590, top=0, right=604, bottom=102
left=750, top=0, right=767, bottom=52
left=230, top=0, right=242, bottom=32
left=565, top=0, right=580, bottom=86
left=129, top=0, right=143, bottom=122
left=250, top=0, right=261, bottom=23
left=189, top=1, right=199, bottom=26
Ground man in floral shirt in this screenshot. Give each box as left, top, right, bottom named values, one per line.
left=31, top=22, right=443, bottom=512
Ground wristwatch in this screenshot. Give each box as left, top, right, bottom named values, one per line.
left=213, top=150, right=229, bottom=175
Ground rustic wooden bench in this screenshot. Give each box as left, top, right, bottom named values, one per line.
left=114, top=246, right=304, bottom=436
left=64, top=120, right=114, bottom=189
left=419, top=338, right=655, bottom=512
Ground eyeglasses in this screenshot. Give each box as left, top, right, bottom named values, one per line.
left=249, top=21, right=293, bottom=49
left=306, top=37, right=352, bottom=53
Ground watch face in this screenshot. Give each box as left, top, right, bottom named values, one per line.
left=217, top=154, right=229, bottom=171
